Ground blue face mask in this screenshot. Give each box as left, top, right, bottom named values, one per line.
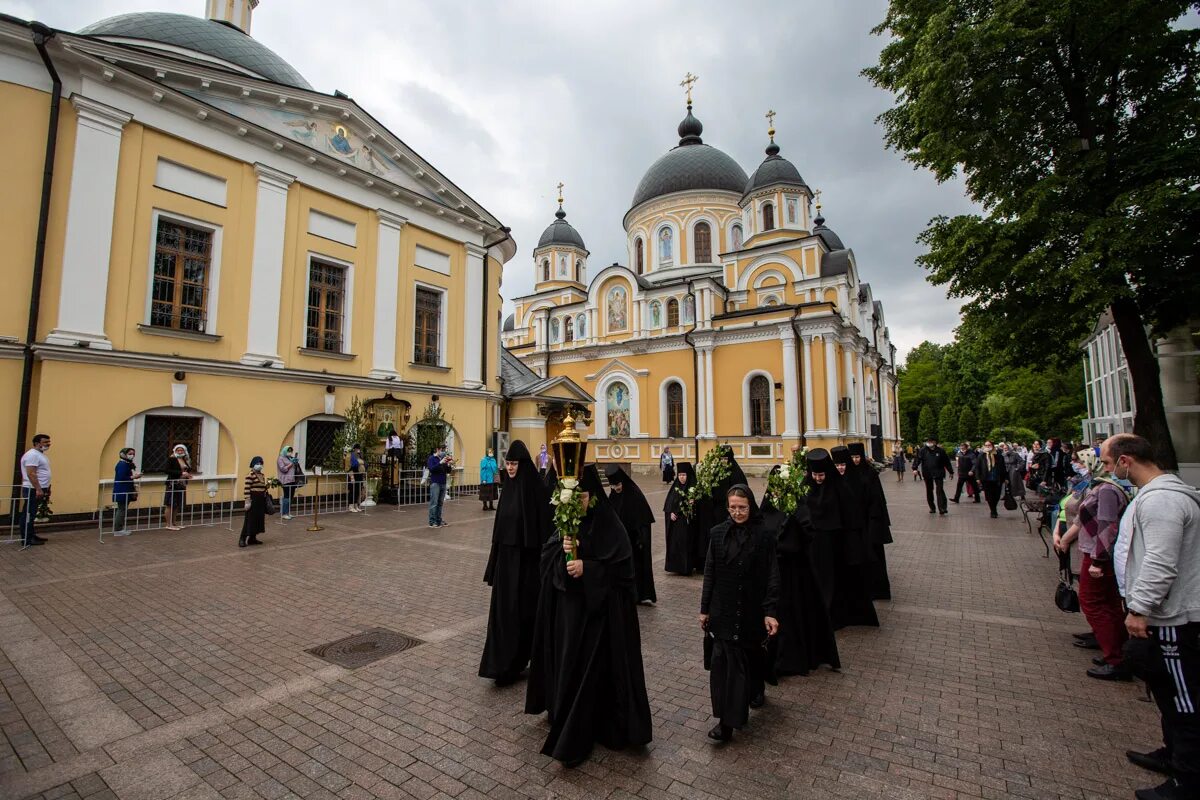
left=1112, top=477, right=1134, bottom=491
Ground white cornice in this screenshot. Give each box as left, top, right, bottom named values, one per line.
left=70, top=94, right=133, bottom=130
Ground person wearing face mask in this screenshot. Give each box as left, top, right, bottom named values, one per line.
left=915, top=437, right=954, bottom=515
left=950, top=442, right=980, bottom=505
left=1027, top=440, right=1051, bottom=491
left=478, top=448, right=499, bottom=511
left=701, top=484, right=779, bottom=743
left=238, top=456, right=268, bottom=548
left=480, top=441, right=549, bottom=685
left=18, top=433, right=52, bottom=547
left=112, top=448, right=142, bottom=536
left=973, top=441, right=1009, bottom=519
left=277, top=446, right=301, bottom=521
left=163, top=443, right=194, bottom=531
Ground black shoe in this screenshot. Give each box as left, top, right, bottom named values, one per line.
left=990, top=512, right=998, bottom=518
left=31, top=534, right=47, bottom=542
left=749, top=692, right=765, bottom=709
left=939, top=510, right=948, bottom=515
left=1127, top=747, right=1173, bottom=777
left=561, top=754, right=588, bottom=768
left=929, top=508, right=936, bottom=514
left=1087, top=663, right=1132, bottom=681
left=950, top=498, right=960, bottom=504
left=707, top=723, right=732, bottom=742
left=1092, top=656, right=1108, bottom=666
left=1073, top=638, right=1101, bottom=650
left=248, top=537, right=263, bottom=545
left=973, top=499, right=981, bottom=504
left=22, top=539, right=45, bottom=547
left=238, top=537, right=247, bottom=548
left=493, top=672, right=521, bottom=688
left=1135, top=779, right=1185, bottom=800
left=1072, top=631, right=1095, bottom=641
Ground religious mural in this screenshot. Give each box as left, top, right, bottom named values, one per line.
left=658, top=227, right=672, bottom=262
left=576, top=314, right=587, bottom=338
left=606, top=382, right=631, bottom=438
left=650, top=301, right=662, bottom=328
left=607, top=286, right=627, bottom=330
left=682, top=295, right=695, bottom=324
left=731, top=224, right=743, bottom=250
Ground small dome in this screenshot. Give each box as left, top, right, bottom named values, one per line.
left=537, top=204, right=587, bottom=250
left=629, top=106, right=749, bottom=211
left=502, top=313, right=515, bottom=332
left=744, top=137, right=808, bottom=197
left=812, top=213, right=844, bottom=250
left=79, top=12, right=312, bottom=89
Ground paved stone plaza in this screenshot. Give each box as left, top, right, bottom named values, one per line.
left=0, top=480, right=1162, bottom=799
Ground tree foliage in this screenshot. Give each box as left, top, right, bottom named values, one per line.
left=326, top=396, right=374, bottom=472
left=865, top=0, right=1198, bottom=466
left=958, top=407, right=978, bottom=446
left=938, top=403, right=959, bottom=445
left=917, top=405, right=937, bottom=441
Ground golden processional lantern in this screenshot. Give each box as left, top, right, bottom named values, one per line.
left=551, top=407, right=588, bottom=481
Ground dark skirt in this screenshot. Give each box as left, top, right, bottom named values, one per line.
left=631, top=524, right=657, bottom=603
left=810, top=528, right=836, bottom=611
left=867, top=542, right=891, bottom=600
left=661, top=465, right=675, bottom=483
left=831, top=561, right=880, bottom=629
left=708, top=638, right=766, bottom=729
left=479, top=482, right=499, bottom=502
left=164, top=479, right=187, bottom=508
left=479, top=544, right=540, bottom=679
left=240, top=493, right=266, bottom=538
left=664, top=516, right=694, bottom=575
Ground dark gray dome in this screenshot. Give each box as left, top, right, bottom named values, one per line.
left=537, top=205, right=587, bottom=250
left=813, top=214, right=844, bottom=250
left=502, top=313, right=515, bottom=332
left=630, top=106, right=748, bottom=210
left=744, top=140, right=808, bottom=197
left=79, top=12, right=312, bottom=90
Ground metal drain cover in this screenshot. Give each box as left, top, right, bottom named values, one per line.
left=306, top=628, right=423, bottom=668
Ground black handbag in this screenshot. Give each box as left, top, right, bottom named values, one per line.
left=264, top=494, right=277, bottom=515
left=1054, top=551, right=1079, bottom=613
left=1003, top=486, right=1018, bottom=511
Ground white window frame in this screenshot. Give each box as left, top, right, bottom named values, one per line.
left=728, top=220, right=744, bottom=251
left=595, top=372, right=642, bottom=439
left=145, top=209, right=223, bottom=335
left=412, top=280, right=448, bottom=367
left=743, top=370, right=776, bottom=436
left=303, top=251, right=355, bottom=353
left=687, top=215, right=718, bottom=265
left=659, top=377, right=689, bottom=438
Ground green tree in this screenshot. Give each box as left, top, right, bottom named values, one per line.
left=976, top=406, right=993, bottom=443
left=917, top=405, right=937, bottom=441
left=409, top=402, right=450, bottom=470
left=958, top=407, right=978, bottom=447
left=326, top=396, right=374, bottom=472
left=865, top=0, right=1197, bottom=468
left=938, top=403, right=959, bottom=445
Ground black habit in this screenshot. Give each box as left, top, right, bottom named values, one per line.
left=828, top=447, right=880, bottom=629
left=663, top=462, right=698, bottom=575
left=525, top=466, right=652, bottom=765
left=605, top=466, right=658, bottom=604
left=849, top=442, right=893, bottom=600
left=701, top=486, right=780, bottom=731
left=479, top=440, right=550, bottom=681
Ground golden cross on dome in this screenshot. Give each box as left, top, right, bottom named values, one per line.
left=556, top=181, right=564, bottom=204
left=765, top=108, right=776, bottom=134
left=813, top=188, right=823, bottom=212
left=680, top=72, right=698, bottom=105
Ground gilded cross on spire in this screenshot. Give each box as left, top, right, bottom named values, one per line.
left=556, top=181, right=564, bottom=205
left=813, top=188, right=823, bottom=212
left=765, top=108, right=776, bottom=135
left=680, top=71, right=698, bottom=105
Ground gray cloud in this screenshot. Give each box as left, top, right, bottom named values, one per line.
left=8, top=0, right=978, bottom=360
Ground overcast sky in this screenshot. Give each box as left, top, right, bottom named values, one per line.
left=4, top=0, right=979, bottom=362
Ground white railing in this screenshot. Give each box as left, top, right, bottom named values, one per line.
left=96, top=475, right=240, bottom=540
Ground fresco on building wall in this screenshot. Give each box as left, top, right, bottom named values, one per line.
left=550, top=318, right=560, bottom=342
left=650, top=301, right=662, bottom=328
left=576, top=314, right=587, bottom=338
left=682, top=295, right=695, bottom=324
left=607, top=382, right=631, bottom=438
left=658, top=228, right=672, bottom=262
left=607, top=286, right=627, bottom=330
left=787, top=198, right=798, bottom=224
left=731, top=224, right=743, bottom=250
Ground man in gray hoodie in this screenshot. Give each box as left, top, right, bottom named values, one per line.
left=1101, top=434, right=1200, bottom=800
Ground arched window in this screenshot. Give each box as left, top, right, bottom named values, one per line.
left=634, top=238, right=644, bottom=275
left=693, top=221, right=712, bottom=263
left=606, top=382, right=631, bottom=438
left=666, top=382, right=684, bottom=438
left=666, top=298, right=680, bottom=327
left=762, top=203, right=775, bottom=232
left=564, top=316, right=574, bottom=342
left=731, top=223, right=743, bottom=250
left=749, top=375, right=771, bottom=436
left=577, top=258, right=585, bottom=282
left=549, top=317, right=560, bottom=342
left=541, top=259, right=550, bottom=282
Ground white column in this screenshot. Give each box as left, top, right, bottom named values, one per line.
left=695, top=346, right=708, bottom=436
left=802, top=334, right=815, bottom=436
left=368, top=210, right=406, bottom=379
left=704, top=347, right=716, bottom=437
left=855, top=352, right=867, bottom=436
left=241, top=164, right=295, bottom=367
left=46, top=96, right=132, bottom=349
left=842, top=346, right=856, bottom=435
left=461, top=243, right=486, bottom=388
left=780, top=328, right=801, bottom=438
left=632, top=299, right=641, bottom=337
left=825, top=336, right=839, bottom=435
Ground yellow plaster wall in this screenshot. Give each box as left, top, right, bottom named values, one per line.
left=809, top=338, right=829, bottom=431
left=709, top=339, right=784, bottom=435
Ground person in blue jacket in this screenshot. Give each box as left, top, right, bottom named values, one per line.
left=112, top=448, right=141, bottom=536
left=479, top=448, right=499, bottom=511
left=427, top=444, right=451, bottom=527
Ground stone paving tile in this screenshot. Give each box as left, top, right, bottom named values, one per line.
left=0, top=483, right=1165, bottom=799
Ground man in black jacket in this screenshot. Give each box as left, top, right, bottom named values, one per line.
left=974, top=441, right=1009, bottom=518
left=915, top=437, right=954, bottom=515
left=950, top=442, right=980, bottom=505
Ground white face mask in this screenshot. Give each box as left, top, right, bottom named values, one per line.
left=926, top=442, right=935, bottom=449
left=252, top=464, right=263, bottom=472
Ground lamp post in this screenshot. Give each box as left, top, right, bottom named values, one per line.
left=307, top=465, right=324, bottom=532
left=551, top=406, right=588, bottom=559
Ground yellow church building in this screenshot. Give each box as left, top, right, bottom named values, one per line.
left=0, top=2, right=514, bottom=516
left=502, top=92, right=901, bottom=472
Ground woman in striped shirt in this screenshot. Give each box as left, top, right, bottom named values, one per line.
left=239, top=456, right=269, bottom=548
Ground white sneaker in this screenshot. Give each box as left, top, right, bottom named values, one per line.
left=113, top=529, right=131, bottom=537
left=281, top=514, right=293, bottom=520
left=349, top=506, right=360, bottom=513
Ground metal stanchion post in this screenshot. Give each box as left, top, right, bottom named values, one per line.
left=307, top=466, right=324, bottom=532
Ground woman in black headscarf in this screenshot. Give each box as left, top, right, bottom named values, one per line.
left=848, top=442, right=893, bottom=600
left=605, top=466, right=657, bottom=605
left=760, top=469, right=840, bottom=678
left=828, top=446, right=880, bottom=629
left=701, top=484, right=779, bottom=742
left=695, top=446, right=749, bottom=571
left=663, top=462, right=697, bottom=575
left=525, top=465, right=652, bottom=767
left=479, top=441, right=550, bottom=685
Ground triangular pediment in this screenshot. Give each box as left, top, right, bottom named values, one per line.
left=584, top=358, right=649, bottom=383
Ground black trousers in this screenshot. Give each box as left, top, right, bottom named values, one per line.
left=1149, top=623, right=1200, bottom=793
left=924, top=476, right=947, bottom=512
left=953, top=473, right=979, bottom=502
left=982, top=481, right=1003, bottom=514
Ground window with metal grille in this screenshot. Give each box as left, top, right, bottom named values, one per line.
left=150, top=218, right=212, bottom=332
left=306, top=260, right=346, bottom=352
left=564, top=316, right=573, bottom=342
left=304, top=420, right=342, bottom=471
left=762, top=203, right=775, bottom=232
left=749, top=375, right=772, bottom=436
left=666, top=298, right=679, bottom=327
left=142, top=415, right=201, bottom=474
left=666, top=382, right=684, bottom=438
left=542, top=259, right=550, bottom=282
left=414, top=287, right=442, bottom=366
left=693, top=221, right=712, bottom=263
left=635, top=238, right=643, bottom=274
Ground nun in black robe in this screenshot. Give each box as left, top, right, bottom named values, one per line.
left=760, top=477, right=840, bottom=678
left=479, top=441, right=550, bottom=683
left=605, top=466, right=657, bottom=604
left=848, top=442, right=893, bottom=600
left=663, top=462, right=697, bottom=575
left=701, top=484, right=779, bottom=742
left=524, top=465, right=652, bottom=767
left=829, top=446, right=880, bottom=629
left=694, top=446, right=749, bottom=571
